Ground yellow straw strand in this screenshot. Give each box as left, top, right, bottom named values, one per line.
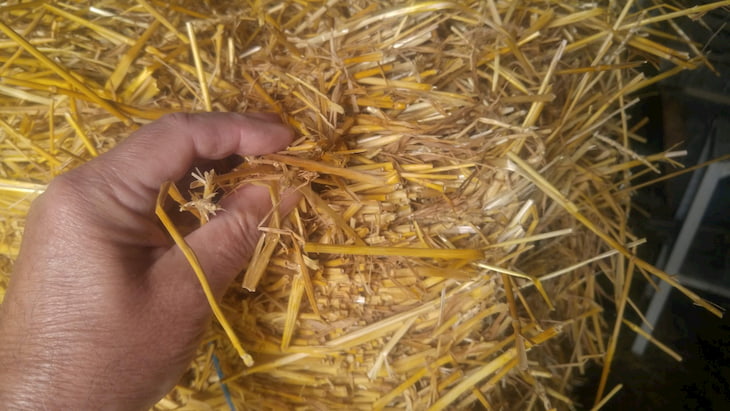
left=155, top=182, right=253, bottom=366
left=304, top=243, right=482, bottom=260
left=0, top=21, right=129, bottom=122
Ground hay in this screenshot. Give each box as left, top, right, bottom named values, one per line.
left=0, top=1, right=727, bottom=409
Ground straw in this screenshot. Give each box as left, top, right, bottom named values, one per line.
left=1, top=1, right=728, bottom=409
left=156, top=182, right=253, bottom=367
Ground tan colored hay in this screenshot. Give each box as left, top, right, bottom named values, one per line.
left=1, top=1, right=727, bottom=409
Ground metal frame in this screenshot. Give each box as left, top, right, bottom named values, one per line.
left=632, top=120, right=730, bottom=355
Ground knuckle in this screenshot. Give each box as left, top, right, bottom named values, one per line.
left=28, top=173, right=87, bottom=232
left=43, top=172, right=83, bottom=205
left=159, top=112, right=194, bottom=127
left=40, top=165, right=115, bottom=221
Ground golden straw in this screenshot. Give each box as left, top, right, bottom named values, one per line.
left=155, top=182, right=253, bottom=366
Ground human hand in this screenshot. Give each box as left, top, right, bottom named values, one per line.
left=0, top=112, right=297, bottom=410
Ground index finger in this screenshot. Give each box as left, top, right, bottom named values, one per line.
left=90, top=112, right=294, bottom=214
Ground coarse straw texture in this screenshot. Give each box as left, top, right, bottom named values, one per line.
left=1, top=1, right=728, bottom=409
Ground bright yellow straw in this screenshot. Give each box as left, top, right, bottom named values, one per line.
left=155, top=182, right=253, bottom=366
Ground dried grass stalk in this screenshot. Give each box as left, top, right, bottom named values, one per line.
left=1, top=1, right=727, bottom=410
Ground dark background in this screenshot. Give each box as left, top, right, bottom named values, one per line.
left=575, top=2, right=730, bottom=410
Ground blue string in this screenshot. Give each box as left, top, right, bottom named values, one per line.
left=210, top=343, right=236, bottom=411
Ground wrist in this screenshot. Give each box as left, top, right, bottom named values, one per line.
left=0, top=323, right=92, bottom=409
left=0, top=353, right=104, bottom=410
left=0, top=331, right=59, bottom=409
left=0, top=363, right=51, bottom=409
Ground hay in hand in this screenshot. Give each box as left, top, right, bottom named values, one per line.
left=1, top=1, right=728, bottom=409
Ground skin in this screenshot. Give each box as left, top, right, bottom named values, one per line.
left=0, top=112, right=298, bottom=410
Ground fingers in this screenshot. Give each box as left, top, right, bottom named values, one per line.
left=152, top=184, right=301, bottom=302
left=90, top=112, right=293, bottom=214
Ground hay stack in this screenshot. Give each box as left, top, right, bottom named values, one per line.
left=1, top=1, right=727, bottom=409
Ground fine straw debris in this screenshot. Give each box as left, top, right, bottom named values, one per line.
left=1, top=1, right=728, bottom=409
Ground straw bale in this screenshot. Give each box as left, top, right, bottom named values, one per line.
left=0, top=1, right=727, bottom=409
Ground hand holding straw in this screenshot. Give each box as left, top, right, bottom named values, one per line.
left=0, top=112, right=299, bottom=409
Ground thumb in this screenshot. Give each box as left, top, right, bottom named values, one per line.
left=152, top=184, right=300, bottom=303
